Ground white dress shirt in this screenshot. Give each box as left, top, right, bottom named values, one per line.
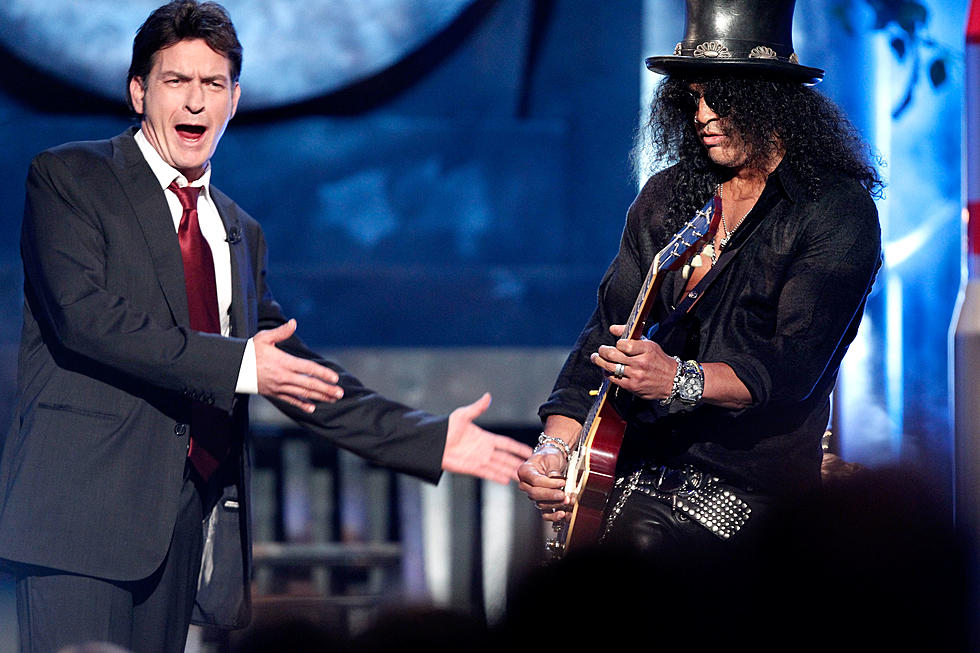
left=134, top=129, right=258, bottom=394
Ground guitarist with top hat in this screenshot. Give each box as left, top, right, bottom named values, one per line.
left=517, top=0, right=883, bottom=556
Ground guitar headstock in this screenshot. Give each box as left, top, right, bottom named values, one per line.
left=621, top=196, right=717, bottom=342
left=654, top=198, right=715, bottom=272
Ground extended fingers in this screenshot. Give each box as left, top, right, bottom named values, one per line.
left=297, top=358, right=340, bottom=385
left=264, top=355, right=344, bottom=412
left=481, top=441, right=535, bottom=484
left=484, top=458, right=524, bottom=485
left=276, top=394, right=321, bottom=413
left=278, top=377, right=342, bottom=403
left=496, top=435, right=534, bottom=459
left=277, top=356, right=342, bottom=396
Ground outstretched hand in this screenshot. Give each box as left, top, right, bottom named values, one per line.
left=442, top=393, right=534, bottom=484
left=254, top=319, right=344, bottom=413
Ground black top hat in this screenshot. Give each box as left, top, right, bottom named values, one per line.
left=645, top=0, right=823, bottom=84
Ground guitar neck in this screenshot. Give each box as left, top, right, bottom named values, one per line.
left=555, top=198, right=717, bottom=555
left=625, top=210, right=713, bottom=340
left=573, top=200, right=715, bottom=448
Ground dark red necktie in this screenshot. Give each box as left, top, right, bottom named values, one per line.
left=170, top=181, right=230, bottom=481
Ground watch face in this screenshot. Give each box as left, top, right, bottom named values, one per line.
left=679, top=378, right=701, bottom=398
left=678, top=364, right=703, bottom=402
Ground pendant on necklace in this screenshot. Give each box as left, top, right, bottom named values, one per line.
left=702, top=243, right=715, bottom=262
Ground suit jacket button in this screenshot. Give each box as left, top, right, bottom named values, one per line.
left=174, top=423, right=188, bottom=437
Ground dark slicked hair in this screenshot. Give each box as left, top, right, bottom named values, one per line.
left=126, top=0, right=242, bottom=113
left=633, top=75, right=885, bottom=241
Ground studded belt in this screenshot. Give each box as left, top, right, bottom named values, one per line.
left=604, top=464, right=752, bottom=541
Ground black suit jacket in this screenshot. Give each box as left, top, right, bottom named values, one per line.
left=0, top=128, right=448, bottom=627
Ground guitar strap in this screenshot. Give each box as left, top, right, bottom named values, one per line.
left=648, top=190, right=773, bottom=342
left=614, top=197, right=771, bottom=420
left=648, top=247, right=734, bottom=340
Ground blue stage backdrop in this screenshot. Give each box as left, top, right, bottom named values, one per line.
left=796, top=0, right=967, bottom=500
left=0, top=0, right=969, bottom=508
left=0, top=0, right=642, bottom=421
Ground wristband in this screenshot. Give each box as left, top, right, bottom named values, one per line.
left=535, top=433, right=572, bottom=459
left=661, top=357, right=705, bottom=406
left=660, top=356, right=684, bottom=405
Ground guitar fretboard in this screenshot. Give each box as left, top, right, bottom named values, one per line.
left=572, top=197, right=715, bottom=451
left=622, top=200, right=714, bottom=340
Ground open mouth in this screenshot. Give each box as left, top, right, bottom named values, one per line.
left=176, top=124, right=206, bottom=139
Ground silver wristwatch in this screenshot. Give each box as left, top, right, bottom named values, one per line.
left=676, top=359, right=705, bottom=405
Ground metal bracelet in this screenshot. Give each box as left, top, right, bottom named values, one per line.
left=535, top=433, right=572, bottom=459
left=659, top=356, right=684, bottom=405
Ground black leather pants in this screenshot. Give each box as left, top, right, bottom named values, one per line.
left=601, top=465, right=772, bottom=557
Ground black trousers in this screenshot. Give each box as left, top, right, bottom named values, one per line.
left=601, top=469, right=774, bottom=557
left=15, top=473, right=205, bottom=653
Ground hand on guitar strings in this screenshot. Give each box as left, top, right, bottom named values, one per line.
left=518, top=415, right=580, bottom=522
left=590, top=324, right=678, bottom=401
left=518, top=454, right=572, bottom=522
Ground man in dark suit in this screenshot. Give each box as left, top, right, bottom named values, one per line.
left=0, top=2, right=531, bottom=651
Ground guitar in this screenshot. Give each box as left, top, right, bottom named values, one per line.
left=548, top=198, right=717, bottom=558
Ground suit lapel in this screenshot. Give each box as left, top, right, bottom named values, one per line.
left=109, top=129, right=255, bottom=338
left=110, top=129, right=191, bottom=327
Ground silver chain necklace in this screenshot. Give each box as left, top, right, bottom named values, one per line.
left=712, top=182, right=751, bottom=264
left=684, top=183, right=753, bottom=277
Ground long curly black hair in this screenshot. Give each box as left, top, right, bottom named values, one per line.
left=633, top=74, right=885, bottom=239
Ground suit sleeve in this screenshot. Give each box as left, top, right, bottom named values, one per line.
left=21, top=150, right=246, bottom=412
left=243, top=221, right=447, bottom=483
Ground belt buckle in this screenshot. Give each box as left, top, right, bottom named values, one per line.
left=656, top=465, right=702, bottom=493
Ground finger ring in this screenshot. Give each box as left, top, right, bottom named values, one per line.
left=614, top=362, right=626, bottom=379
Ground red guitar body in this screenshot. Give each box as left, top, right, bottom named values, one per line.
left=558, top=389, right=626, bottom=555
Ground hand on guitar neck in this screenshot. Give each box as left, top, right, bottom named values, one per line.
left=590, top=324, right=677, bottom=401
left=592, top=325, right=752, bottom=406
